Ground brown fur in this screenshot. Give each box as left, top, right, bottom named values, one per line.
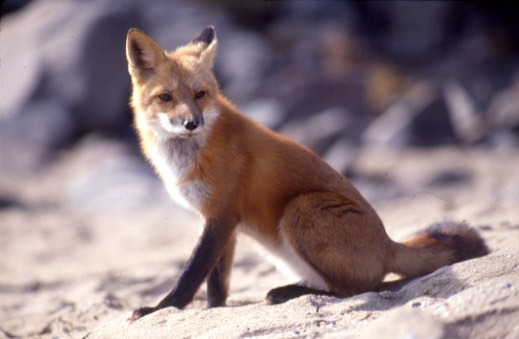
left=126, top=27, right=489, bottom=319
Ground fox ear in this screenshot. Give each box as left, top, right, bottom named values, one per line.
left=191, top=26, right=217, bottom=69
left=126, top=29, right=166, bottom=77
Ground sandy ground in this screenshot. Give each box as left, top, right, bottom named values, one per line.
left=1, top=146, right=518, bottom=338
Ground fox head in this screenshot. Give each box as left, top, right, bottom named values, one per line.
left=126, top=26, right=219, bottom=139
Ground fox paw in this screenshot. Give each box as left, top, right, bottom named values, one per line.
left=129, top=306, right=159, bottom=322
left=266, top=284, right=335, bottom=305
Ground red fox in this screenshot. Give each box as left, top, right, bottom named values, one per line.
left=126, top=26, right=489, bottom=320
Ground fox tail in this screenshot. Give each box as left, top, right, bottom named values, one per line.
left=389, top=221, right=489, bottom=278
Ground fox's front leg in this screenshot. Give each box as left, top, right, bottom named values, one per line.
left=207, top=231, right=236, bottom=308
left=130, top=216, right=238, bottom=321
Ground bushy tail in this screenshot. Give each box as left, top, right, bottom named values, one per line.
left=390, top=221, right=489, bottom=278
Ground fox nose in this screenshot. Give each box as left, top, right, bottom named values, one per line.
left=183, top=120, right=199, bottom=131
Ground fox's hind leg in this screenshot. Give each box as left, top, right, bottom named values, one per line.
left=275, top=192, right=390, bottom=299
left=266, top=284, right=335, bottom=304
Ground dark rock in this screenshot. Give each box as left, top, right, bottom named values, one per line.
left=355, top=2, right=464, bottom=62
left=0, top=195, right=23, bottom=210
left=1, top=1, right=141, bottom=134
left=1, top=0, right=519, bottom=187
left=213, top=0, right=283, bottom=29
left=487, top=77, right=519, bottom=146
left=0, top=0, right=32, bottom=16
left=426, top=169, right=473, bottom=188
left=279, top=107, right=358, bottom=155
left=362, top=82, right=439, bottom=147
left=266, top=75, right=368, bottom=125
left=408, top=93, right=457, bottom=147
left=0, top=99, right=73, bottom=176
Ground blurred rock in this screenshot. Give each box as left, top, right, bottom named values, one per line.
left=279, top=107, right=358, bottom=155
left=1, top=0, right=140, bottom=133
left=425, top=168, right=473, bottom=189
left=364, top=62, right=409, bottom=114
left=408, top=97, right=458, bottom=147
left=0, top=0, right=32, bottom=16
left=213, top=0, right=283, bottom=28
left=443, top=81, right=485, bottom=144
left=0, top=99, right=73, bottom=176
left=487, top=76, right=519, bottom=147
left=135, top=1, right=228, bottom=55
left=0, top=194, right=23, bottom=210
left=240, top=98, right=286, bottom=129
left=133, top=1, right=272, bottom=105
left=355, top=1, right=462, bottom=62
left=56, top=136, right=162, bottom=216
left=363, top=80, right=491, bottom=147
left=266, top=74, right=368, bottom=123
left=0, top=6, right=41, bottom=120
left=217, top=30, right=275, bottom=104
left=322, top=137, right=358, bottom=175
left=362, top=82, right=439, bottom=147
left=1, top=0, right=519, bottom=185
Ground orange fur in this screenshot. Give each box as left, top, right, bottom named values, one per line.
left=126, top=27, right=489, bottom=318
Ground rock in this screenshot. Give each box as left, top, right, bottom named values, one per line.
left=135, top=1, right=229, bottom=48
left=362, top=82, right=437, bottom=147
left=0, top=99, right=73, bottom=176
left=2, top=0, right=519, bottom=179
left=1, top=0, right=140, bottom=133
left=239, top=98, right=286, bottom=129
left=216, top=30, right=275, bottom=105
left=55, top=136, right=162, bottom=216
left=356, top=2, right=460, bottom=62
left=362, top=81, right=475, bottom=148
left=322, top=137, right=358, bottom=175
left=0, top=6, right=41, bottom=120
left=279, top=107, right=358, bottom=155
left=443, top=81, right=485, bottom=144
left=0, top=0, right=143, bottom=175
left=487, top=76, right=519, bottom=146
left=409, top=93, right=457, bottom=146
left=133, top=1, right=271, bottom=105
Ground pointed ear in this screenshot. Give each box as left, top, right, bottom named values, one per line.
left=126, top=29, right=166, bottom=77
left=191, top=26, right=217, bottom=69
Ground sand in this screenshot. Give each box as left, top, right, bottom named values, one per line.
left=1, top=146, right=518, bottom=338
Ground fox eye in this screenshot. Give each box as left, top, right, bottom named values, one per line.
left=194, top=91, right=206, bottom=100
left=158, top=93, right=173, bottom=102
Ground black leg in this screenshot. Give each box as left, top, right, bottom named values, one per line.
left=130, top=306, right=159, bottom=321
left=207, top=232, right=236, bottom=308
left=266, top=284, right=335, bottom=305
left=130, top=217, right=237, bottom=321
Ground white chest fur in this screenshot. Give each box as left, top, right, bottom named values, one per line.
left=150, top=138, right=209, bottom=211
left=143, top=107, right=221, bottom=211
